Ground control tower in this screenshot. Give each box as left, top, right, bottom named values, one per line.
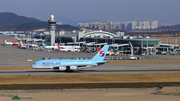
left=48, top=15, right=56, bottom=46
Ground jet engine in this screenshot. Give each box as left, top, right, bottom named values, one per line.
left=59, top=66, right=66, bottom=71
left=70, top=66, right=78, bottom=70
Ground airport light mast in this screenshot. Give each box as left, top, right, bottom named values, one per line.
left=48, top=15, right=56, bottom=46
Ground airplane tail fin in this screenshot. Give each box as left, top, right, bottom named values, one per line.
left=15, top=36, right=19, bottom=40
left=96, top=47, right=99, bottom=52
left=4, top=40, right=7, bottom=43
left=12, top=40, right=15, bottom=44
left=57, top=45, right=62, bottom=49
left=19, top=41, right=23, bottom=45
left=91, top=45, right=110, bottom=61
left=41, top=40, right=47, bottom=46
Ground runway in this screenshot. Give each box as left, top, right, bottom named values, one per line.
left=1, top=41, right=180, bottom=76
left=0, top=69, right=180, bottom=75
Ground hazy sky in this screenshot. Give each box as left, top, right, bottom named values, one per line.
left=0, top=0, right=180, bottom=25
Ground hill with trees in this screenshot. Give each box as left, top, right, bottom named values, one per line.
left=0, top=12, right=42, bottom=27
left=0, top=12, right=80, bottom=31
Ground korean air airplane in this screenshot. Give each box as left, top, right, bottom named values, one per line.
left=2, top=32, right=8, bottom=35
left=15, top=36, right=21, bottom=41
left=32, top=45, right=110, bottom=71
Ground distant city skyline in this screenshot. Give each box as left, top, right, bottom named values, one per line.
left=78, top=20, right=158, bottom=30
left=0, top=0, right=180, bottom=26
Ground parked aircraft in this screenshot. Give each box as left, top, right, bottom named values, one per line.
left=41, top=40, right=80, bottom=50
left=2, top=32, right=7, bottom=35
left=2, top=32, right=11, bottom=35
left=19, top=41, right=38, bottom=47
left=15, top=36, right=22, bottom=41
left=41, top=40, right=58, bottom=50
left=31, top=45, right=110, bottom=71
left=57, top=45, right=80, bottom=52
left=106, top=51, right=114, bottom=55
left=2, top=32, right=25, bottom=36
left=3, top=40, right=13, bottom=45
left=12, top=41, right=20, bottom=46
left=96, top=47, right=99, bottom=52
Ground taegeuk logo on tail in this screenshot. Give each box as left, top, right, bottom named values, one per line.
left=99, top=51, right=105, bottom=57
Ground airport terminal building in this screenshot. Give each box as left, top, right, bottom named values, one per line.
left=41, top=30, right=161, bottom=55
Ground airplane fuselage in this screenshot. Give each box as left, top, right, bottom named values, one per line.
left=59, top=49, right=80, bottom=52
left=32, top=59, right=106, bottom=70
left=43, top=46, right=80, bottom=50
left=4, top=40, right=13, bottom=45
left=43, top=46, right=58, bottom=50
left=5, top=42, right=13, bottom=45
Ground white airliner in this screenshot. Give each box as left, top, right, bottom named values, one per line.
left=41, top=40, right=81, bottom=50
left=32, top=45, right=110, bottom=71
left=41, top=40, right=58, bottom=50
left=3, top=40, right=14, bottom=45
left=19, top=41, right=38, bottom=47
left=57, top=45, right=80, bottom=52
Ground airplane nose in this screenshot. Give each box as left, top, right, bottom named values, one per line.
left=31, top=64, right=36, bottom=68
left=31, top=65, right=34, bottom=68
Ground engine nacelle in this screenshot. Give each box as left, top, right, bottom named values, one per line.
left=70, top=66, right=78, bottom=70
left=59, top=66, right=66, bottom=71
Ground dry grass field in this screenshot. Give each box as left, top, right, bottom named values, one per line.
left=0, top=67, right=32, bottom=70
left=0, top=73, right=180, bottom=84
